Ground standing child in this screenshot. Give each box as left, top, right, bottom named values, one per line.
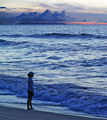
left=27, top=72, right=35, bottom=110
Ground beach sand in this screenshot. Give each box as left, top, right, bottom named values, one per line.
left=0, top=105, right=106, bottom=120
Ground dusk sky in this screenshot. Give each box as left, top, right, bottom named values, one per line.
left=0, top=0, right=107, bottom=23
left=0, top=0, right=107, bottom=13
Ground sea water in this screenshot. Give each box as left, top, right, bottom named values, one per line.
left=0, top=24, right=107, bottom=117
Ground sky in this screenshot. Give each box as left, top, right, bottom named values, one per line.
left=0, top=0, right=107, bottom=13
left=0, top=0, right=107, bottom=24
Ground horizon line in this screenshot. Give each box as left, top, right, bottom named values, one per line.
left=61, top=21, right=107, bottom=25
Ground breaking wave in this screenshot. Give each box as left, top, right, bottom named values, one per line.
left=0, top=39, right=30, bottom=47
left=0, top=74, right=107, bottom=117
left=0, top=33, right=107, bottom=39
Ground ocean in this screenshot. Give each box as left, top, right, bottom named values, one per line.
left=0, top=24, right=107, bottom=117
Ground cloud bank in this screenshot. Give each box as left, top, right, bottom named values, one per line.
left=0, top=7, right=9, bottom=10
left=9, top=9, right=70, bottom=24
left=0, top=9, right=107, bottom=24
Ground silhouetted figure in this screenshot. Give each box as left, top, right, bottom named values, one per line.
left=27, top=72, right=35, bottom=110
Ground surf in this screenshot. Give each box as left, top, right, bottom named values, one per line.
left=0, top=33, right=107, bottom=39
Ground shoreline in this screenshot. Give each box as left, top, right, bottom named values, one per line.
left=0, top=91, right=107, bottom=119
left=0, top=103, right=106, bottom=120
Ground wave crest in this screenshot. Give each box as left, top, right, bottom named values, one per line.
left=0, top=33, right=107, bottom=39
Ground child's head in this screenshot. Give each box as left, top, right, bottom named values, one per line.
left=28, top=72, right=35, bottom=78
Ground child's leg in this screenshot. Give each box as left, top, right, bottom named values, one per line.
left=29, top=97, right=33, bottom=109
left=27, top=97, right=30, bottom=110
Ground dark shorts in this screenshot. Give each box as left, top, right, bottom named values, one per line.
left=27, top=90, right=34, bottom=98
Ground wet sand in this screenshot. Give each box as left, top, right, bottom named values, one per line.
left=0, top=105, right=106, bottom=120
